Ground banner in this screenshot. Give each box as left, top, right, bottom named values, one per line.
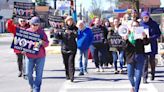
left=11, top=28, right=42, bottom=54
left=48, top=15, right=65, bottom=32
left=108, top=33, right=125, bottom=48
left=56, top=1, right=71, bottom=10
left=13, top=2, right=35, bottom=19
left=92, top=28, right=104, bottom=43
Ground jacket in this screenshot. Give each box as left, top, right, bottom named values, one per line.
left=77, top=27, right=93, bottom=51
left=55, top=24, right=78, bottom=53
left=26, top=28, right=49, bottom=58
left=6, top=19, right=30, bottom=54
left=140, top=18, right=161, bottom=55
left=125, top=38, right=149, bottom=64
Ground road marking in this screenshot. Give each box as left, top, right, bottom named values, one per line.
left=59, top=79, right=158, bottom=92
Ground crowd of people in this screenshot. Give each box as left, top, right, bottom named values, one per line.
left=6, top=10, right=161, bottom=92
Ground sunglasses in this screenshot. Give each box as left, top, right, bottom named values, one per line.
left=21, top=20, right=26, bottom=22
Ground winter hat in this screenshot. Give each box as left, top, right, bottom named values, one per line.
left=30, top=17, right=40, bottom=24
left=131, top=9, right=137, bottom=14
left=65, top=16, right=73, bottom=23
left=141, top=11, right=150, bottom=18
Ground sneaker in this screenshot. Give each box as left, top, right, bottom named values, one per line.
left=71, top=79, right=74, bottom=82
left=114, top=70, right=119, bottom=74
left=151, top=75, right=155, bottom=80
left=78, top=72, right=84, bottom=76
left=119, top=70, right=124, bottom=74
left=130, top=87, right=134, bottom=92
left=143, top=79, right=148, bottom=84
left=96, top=68, right=100, bottom=72
left=18, top=72, right=22, bottom=77
left=100, top=67, right=104, bottom=72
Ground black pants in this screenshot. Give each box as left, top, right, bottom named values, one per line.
left=16, top=53, right=23, bottom=73
left=92, top=46, right=107, bottom=68
left=62, top=52, right=76, bottom=80
left=143, top=54, right=156, bottom=79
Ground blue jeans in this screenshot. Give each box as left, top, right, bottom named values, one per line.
left=127, top=54, right=145, bottom=92
left=79, top=50, right=88, bottom=73
left=112, top=50, right=124, bottom=71
left=27, top=57, right=45, bottom=92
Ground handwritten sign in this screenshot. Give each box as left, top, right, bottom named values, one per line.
left=11, top=28, right=41, bottom=54
left=92, top=27, right=104, bottom=43
left=13, top=2, right=35, bottom=19
left=134, top=27, right=144, bottom=40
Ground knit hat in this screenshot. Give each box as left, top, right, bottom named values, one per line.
left=65, top=16, right=73, bottom=23
left=141, top=11, right=150, bottom=18
left=30, top=17, right=40, bottom=24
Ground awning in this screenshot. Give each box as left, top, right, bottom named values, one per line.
left=113, top=9, right=127, bottom=13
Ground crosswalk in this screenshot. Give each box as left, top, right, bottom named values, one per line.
left=59, top=79, right=158, bottom=92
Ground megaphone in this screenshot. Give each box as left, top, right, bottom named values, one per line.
left=118, top=25, right=129, bottom=37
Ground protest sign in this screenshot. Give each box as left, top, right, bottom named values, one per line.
left=92, top=28, right=104, bottom=43
left=134, top=27, right=144, bottom=40
left=108, top=33, right=125, bottom=48
left=48, top=15, right=65, bottom=32
left=13, top=2, right=35, bottom=19
left=11, top=28, right=42, bottom=54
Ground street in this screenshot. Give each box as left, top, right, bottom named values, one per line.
left=0, top=33, right=164, bottom=92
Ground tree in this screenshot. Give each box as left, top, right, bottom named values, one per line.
left=118, top=0, right=140, bottom=14
left=89, top=0, right=102, bottom=18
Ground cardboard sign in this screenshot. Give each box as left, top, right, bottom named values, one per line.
left=92, top=27, right=104, bottom=43
left=108, top=33, right=125, bottom=47
left=13, top=2, right=35, bottom=19
left=48, top=15, right=65, bottom=31
left=11, top=28, right=42, bottom=54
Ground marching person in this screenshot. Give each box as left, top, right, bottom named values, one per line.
left=26, top=17, right=49, bottom=92
left=76, top=20, right=93, bottom=75
left=108, top=18, right=125, bottom=74
left=54, top=16, right=78, bottom=82
left=123, top=21, right=149, bottom=92
left=91, top=17, right=108, bottom=72
left=6, top=18, right=30, bottom=77
left=140, top=11, right=161, bottom=83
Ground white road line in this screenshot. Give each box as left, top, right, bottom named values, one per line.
left=59, top=80, right=158, bottom=92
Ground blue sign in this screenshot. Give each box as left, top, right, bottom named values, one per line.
left=11, top=28, right=42, bottom=54
left=150, top=7, right=164, bottom=14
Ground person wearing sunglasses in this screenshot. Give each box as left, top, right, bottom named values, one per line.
left=25, top=17, right=49, bottom=92
left=140, top=11, right=161, bottom=84
left=6, top=18, right=30, bottom=77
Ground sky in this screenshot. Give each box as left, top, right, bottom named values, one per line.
left=80, top=0, right=164, bottom=10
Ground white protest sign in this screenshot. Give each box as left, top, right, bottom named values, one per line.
left=134, top=27, right=144, bottom=40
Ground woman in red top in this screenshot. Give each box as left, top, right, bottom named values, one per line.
left=6, top=18, right=30, bottom=77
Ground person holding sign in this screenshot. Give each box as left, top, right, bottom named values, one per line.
left=54, top=16, right=78, bottom=82
left=91, top=17, right=108, bottom=72
left=6, top=18, right=30, bottom=77
left=140, top=11, right=161, bottom=83
left=123, top=21, right=149, bottom=92
left=25, top=17, right=49, bottom=92
left=108, top=18, right=125, bottom=74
